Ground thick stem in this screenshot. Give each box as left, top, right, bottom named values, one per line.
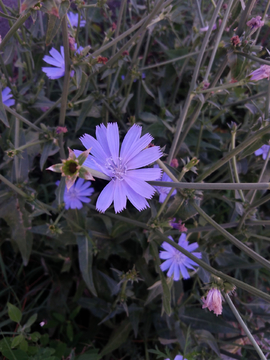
left=231, top=130, right=245, bottom=202
left=196, top=124, right=270, bottom=182
left=58, top=16, right=71, bottom=158
left=225, top=294, right=267, bottom=360
left=192, top=202, right=270, bottom=272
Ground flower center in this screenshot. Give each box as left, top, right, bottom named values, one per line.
left=173, top=251, right=185, bottom=263
left=105, top=157, right=127, bottom=181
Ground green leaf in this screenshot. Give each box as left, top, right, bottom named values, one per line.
left=11, top=334, right=24, bottom=349
left=66, top=322, right=73, bottom=342
left=0, top=196, right=33, bottom=265
left=8, top=303, right=22, bottom=323
left=76, top=349, right=101, bottom=360
left=76, top=96, right=94, bottom=132
left=0, top=87, right=9, bottom=127
left=25, top=313, right=38, bottom=329
left=194, top=329, right=220, bottom=356
left=149, top=242, right=171, bottom=316
left=40, top=141, right=54, bottom=170
left=76, top=234, right=97, bottom=297
left=142, top=80, right=155, bottom=98
left=100, top=319, right=132, bottom=357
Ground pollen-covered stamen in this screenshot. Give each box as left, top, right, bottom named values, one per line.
left=105, top=157, right=127, bottom=181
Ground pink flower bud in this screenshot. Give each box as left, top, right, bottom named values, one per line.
left=202, top=288, right=223, bottom=316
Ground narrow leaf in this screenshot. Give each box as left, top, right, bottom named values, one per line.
left=76, top=234, right=97, bottom=297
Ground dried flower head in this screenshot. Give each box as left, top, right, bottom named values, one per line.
left=47, top=148, right=94, bottom=189
left=231, top=35, right=241, bottom=47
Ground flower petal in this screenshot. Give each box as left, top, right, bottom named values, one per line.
left=179, top=263, right=190, bottom=279
left=127, top=168, right=162, bottom=181
left=107, top=123, right=120, bottom=162
left=160, top=258, right=173, bottom=272
left=96, top=123, right=110, bottom=157
left=124, top=133, right=154, bottom=165
left=96, top=181, right=115, bottom=212
left=43, top=55, right=63, bottom=67
left=80, top=134, right=110, bottom=162
left=42, top=67, right=65, bottom=79
left=120, top=124, right=142, bottom=163
left=173, top=263, right=180, bottom=281
left=124, top=176, right=155, bottom=198
left=113, top=180, right=127, bottom=213
left=49, top=48, right=64, bottom=64
left=159, top=251, right=173, bottom=260
left=127, top=147, right=162, bottom=169
left=125, top=183, right=149, bottom=211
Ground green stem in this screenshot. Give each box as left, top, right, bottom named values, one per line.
left=250, top=148, right=270, bottom=205
left=34, top=97, right=62, bottom=125
left=225, top=294, right=267, bottom=360
left=0, top=174, right=28, bottom=198
left=196, top=80, right=246, bottom=94
left=204, top=0, right=234, bottom=81
left=15, top=139, right=47, bottom=152
left=231, top=130, right=245, bottom=202
left=59, top=15, right=70, bottom=159
left=96, top=0, right=173, bottom=71
left=192, top=202, right=270, bottom=272
left=167, top=0, right=224, bottom=164
left=156, top=230, right=270, bottom=302
left=140, top=48, right=216, bottom=70
left=148, top=181, right=270, bottom=190
left=0, top=11, right=31, bottom=52
left=235, top=51, right=270, bottom=66
left=222, top=91, right=267, bottom=108
left=14, top=117, right=20, bottom=181
left=4, top=105, right=42, bottom=132
left=196, top=124, right=270, bottom=181
left=155, top=159, right=187, bottom=218
left=176, top=58, right=228, bottom=154
left=86, top=203, right=270, bottom=302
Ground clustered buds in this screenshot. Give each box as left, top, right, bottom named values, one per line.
left=231, top=35, right=241, bottom=47
left=97, top=56, right=108, bottom=64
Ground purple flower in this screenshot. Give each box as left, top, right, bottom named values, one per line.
left=67, top=12, right=86, bottom=28
left=42, top=45, right=82, bottom=79
left=165, top=355, right=187, bottom=360
left=249, top=65, right=270, bottom=81
left=57, top=178, right=94, bottom=209
left=160, top=234, right=201, bottom=281
left=254, top=144, right=270, bottom=160
left=202, top=288, right=223, bottom=316
left=2, top=87, right=15, bottom=107
left=247, top=16, right=264, bottom=30
left=154, top=164, right=176, bottom=203
left=76, top=123, right=162, bottom=213
left=200, top=23, right=217, bottom=32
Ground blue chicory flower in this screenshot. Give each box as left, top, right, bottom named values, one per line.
left=57, top=178, right=94, bottom=210
left=67, top=11, right=86, bottom=27
left=154, top=164, right=177, bottom=203
left=254, top=144, right=270, bottom=160
left=75, top=123, right=162, bottom=213
left=160, top=234, right=201, bottom=280
left=165, top=356, right=187, bottom=360
left=42, top=44, right=82, bottom=79
left=2, top=87, right=15, bottom=107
